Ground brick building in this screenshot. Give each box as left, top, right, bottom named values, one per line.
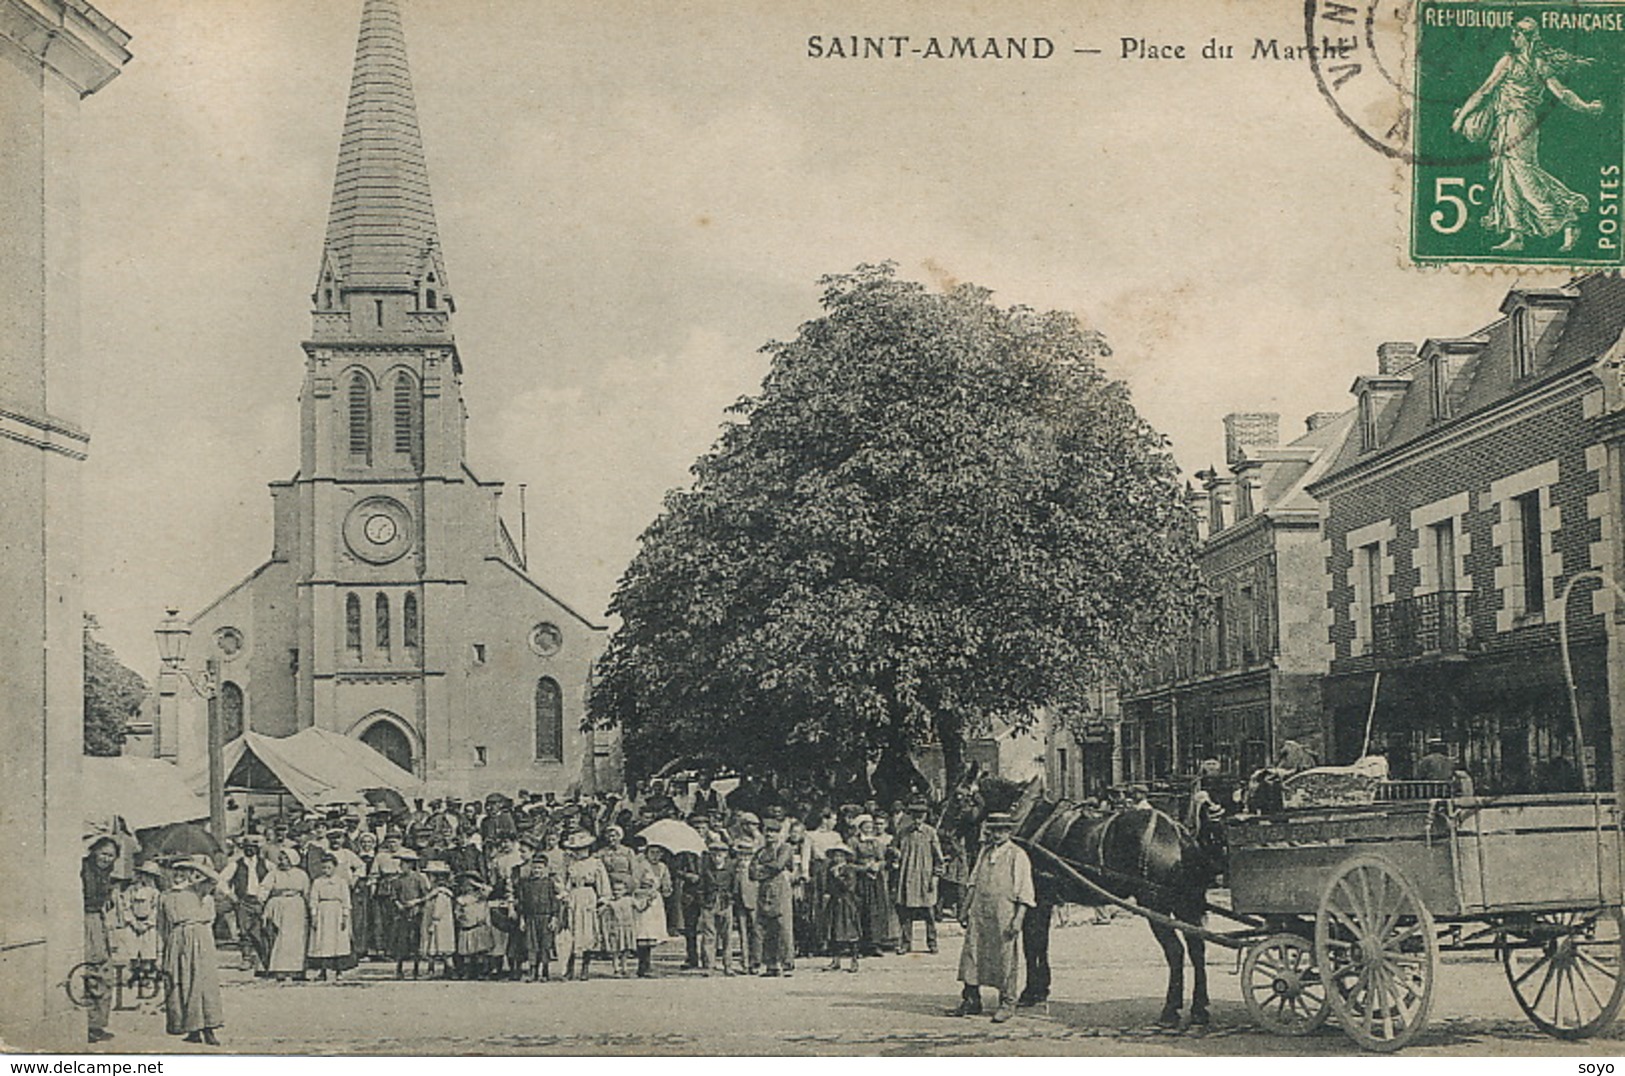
left=1309, top=274, right=1625, bottom=792
left=1118, top=408, right=1354, bottom=784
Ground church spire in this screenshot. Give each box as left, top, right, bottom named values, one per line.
left=317, top=0, right=449, bottom=305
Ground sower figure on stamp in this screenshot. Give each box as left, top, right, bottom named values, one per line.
left=1452, top=16, right=1603, bottom=253
left=948, top=811, right=1034, bottom=1023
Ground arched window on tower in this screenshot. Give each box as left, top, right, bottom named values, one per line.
left=348, top=373, right=371, bottom=463
left=220, top=681, right=245, bottom=741
left=375, top=592, right=391, bottom=657
left=403, top=593, right=419, bottom=653
left=345, top=593, right=362, bottom=660
left=393, top=372, right=420, bottom=465
left=534, top=677, right=563, bottom=762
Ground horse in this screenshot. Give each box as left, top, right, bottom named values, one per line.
left=944, top=770, right=1223, bottom=1029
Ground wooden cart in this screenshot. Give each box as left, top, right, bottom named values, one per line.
left=1225, top=792, right=1625, bottom=1050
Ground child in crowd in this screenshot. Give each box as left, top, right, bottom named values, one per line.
left=120, top=863, right=163, bottom=988
left=823, top=844, right=862, bottom=973
left=453, top=874, right=497, bottom=979
left=418, top=863, right=456, bottom=979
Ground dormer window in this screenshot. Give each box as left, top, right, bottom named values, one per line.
left=1512, top=306, right=1534, bottom=380
left=1430, top=352, right=1453, bottom=420
left=1359, top=391, right=1377, bottom=452
left=426, top=289, right=437, bottom=310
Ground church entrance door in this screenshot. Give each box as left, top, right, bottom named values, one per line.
left=360, top=719, right=414, bottom=773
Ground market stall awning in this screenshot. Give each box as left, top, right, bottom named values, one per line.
left=83, top=755, right=209, bottom=833
left=190, top=727, right=422, bottom=809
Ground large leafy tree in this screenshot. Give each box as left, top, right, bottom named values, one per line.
left=85, top=613, right=146, bottom=756
left=592, top=265, right=1201, bottom=791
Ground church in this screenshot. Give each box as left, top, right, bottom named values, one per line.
left=160, top=0, right=617, bottom=798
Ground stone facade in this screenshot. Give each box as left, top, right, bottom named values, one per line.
left=1309, top=275, right=1625, bottom=793
left=1119, top=407, right=1354, bottom=784
left=159, top=0, right=616, bottom=799
left=0, top=0, right=130, bottom=1049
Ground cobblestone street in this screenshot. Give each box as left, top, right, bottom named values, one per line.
left=86, top=912, right=1625, bottom=1056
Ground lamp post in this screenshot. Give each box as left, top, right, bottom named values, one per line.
left=156, top=608, right=225, bottom=842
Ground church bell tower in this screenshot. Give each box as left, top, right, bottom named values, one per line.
left=180, top=0, right=613, bottom=796
left=287, top=0, right=468, bottom=763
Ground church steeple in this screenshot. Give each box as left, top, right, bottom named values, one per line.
left=314, top=0, right=452, bottom=324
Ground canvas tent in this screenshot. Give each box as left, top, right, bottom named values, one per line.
left=191, top=727, right=423, bottom=809
left=84, top=755, right=209, bottom=833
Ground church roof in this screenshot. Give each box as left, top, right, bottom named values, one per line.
left=321, top=0, right=443, bottom=293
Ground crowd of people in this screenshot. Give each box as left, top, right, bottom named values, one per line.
left=81, top=777, right=993, bottom=1045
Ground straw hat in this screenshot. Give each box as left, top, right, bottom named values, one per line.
left=173, top=855, right=220, bottom=882
left=562, top=830, right=594, bottom=850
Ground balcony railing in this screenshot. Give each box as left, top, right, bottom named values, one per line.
left=1371, top=590, right=1473, bottom=659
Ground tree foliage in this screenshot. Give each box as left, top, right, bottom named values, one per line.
left=591, top=264, right=1202, bottom=787
left=85, top=613, right=146, bottom=756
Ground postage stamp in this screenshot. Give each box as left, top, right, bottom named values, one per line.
left=1411, top=1, right=1625, bottom=266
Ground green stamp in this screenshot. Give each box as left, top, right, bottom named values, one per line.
left=1412, top=2, right=1625, bottom=266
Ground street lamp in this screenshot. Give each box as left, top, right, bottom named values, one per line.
left=154, top=607, right=225, bottom=843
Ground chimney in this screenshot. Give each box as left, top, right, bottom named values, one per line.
left=1201, top=470, right=1236, bottom=534
left=1377, top=341, right=1420, bottom=375
left=1184, top=483, right=1209, bottom=543
left=1305, top=411, right=1342, bottom=433
left=1223, top=412, right=1279, bottom=466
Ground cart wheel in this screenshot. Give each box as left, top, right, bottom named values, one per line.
left=1502, top=907, right=1625, bottom=1039
left=1314, top=854, right=1436, bottom=1052
left=1242, top=932, right=1329, bottom=1036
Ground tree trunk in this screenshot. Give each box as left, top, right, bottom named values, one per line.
left=934, top=709, right=966, bottom=794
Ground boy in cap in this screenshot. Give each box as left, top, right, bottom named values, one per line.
left=729, top=836, right=762, bottom=975
left=949, top=812, right=1034, bottom=1023
left=695, top=836, right=736, bottom=975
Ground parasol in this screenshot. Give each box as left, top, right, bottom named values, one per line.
left=636, top=818, right=706, bottom=857
left=137, top=821, right=221, bottom=859
left=363, top=787, right=408, bottom=813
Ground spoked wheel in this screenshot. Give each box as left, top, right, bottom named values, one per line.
left=1502, top=907, right=1625, bottom=1039
left=1242, top=932, right=1330, bottom=1036
left=1314, top=854, right=1437, bottom=1052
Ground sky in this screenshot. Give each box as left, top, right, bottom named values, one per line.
left=74, top=0, right=1551, bottom=671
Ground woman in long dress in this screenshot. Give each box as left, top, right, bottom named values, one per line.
left=159, top=858, right=224, bottom=1045
left=260, top=848, right=310, bottom=981
left=802, top=810, right=843, bottom=958
left=350, top=832, right=376, bottom=961
left=849, top=816, right=896, bottom=956
left=306, top=853, right=352, bottom=982
left=627, top=838, right=668, bottom=978
left=1453, top=17, right=1604, bottom=252
left=559, top=831, right=612, bottom=981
